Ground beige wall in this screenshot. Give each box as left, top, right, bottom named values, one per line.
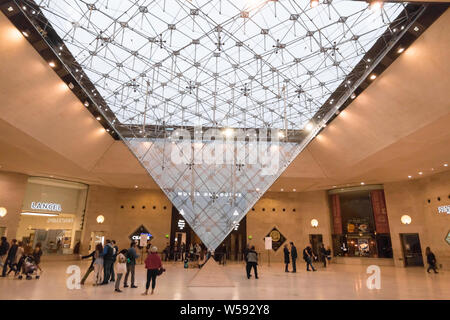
left=81, top=185, right=172, bottom=254
left=247, top=190, right=332, bottom=263
left=0, top=171, right=28, bottom=238
left=384, top=170, right=450, bottom=270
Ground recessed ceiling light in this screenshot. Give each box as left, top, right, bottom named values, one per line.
left=408, top=175, right=412, bottom=179
left=370, top=74, right=377, bottom=80
left=444, top=163, right=449, bottom=167
left=413, top=26, right=419, bottom=32
left=84, top=101, right=89, bottom=107
left=418, top=171, right=423, bottom=175
left=280, top=188, right=284, bottom=192
left=49, top=61, right=56, bottom=68
left=293, top=189, right=296, bottom=192
left=351, top=93, right=356, bottom=99
left=397, top=47, right=405, bottom=54
left=7, top=6, right=13, bottom=12
left=22, top=31, right=29, bottom=37
left=135, top=185, right=138, bottom=188
left=360, top=182, right=365, bottom=185
left=96, top=117, right=101, bottom=121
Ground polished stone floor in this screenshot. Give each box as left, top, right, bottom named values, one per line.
left=0, top=260, right=448, bottom=300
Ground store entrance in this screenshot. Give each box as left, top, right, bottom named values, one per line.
left=400, top=233, right=424, bottom=267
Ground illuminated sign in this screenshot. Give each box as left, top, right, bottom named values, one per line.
left=129, top=225, right=152, bottom=242
left=178, top=219, right=186, bottom=230
left=438, top=205, right=450, bottom=214
left=31, top=202, right=62, bottom=212
left=131, top=234, right=152, bottom=240
left=47, top=217, right=73, bottom=224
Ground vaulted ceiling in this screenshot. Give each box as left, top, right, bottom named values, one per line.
left=0, top=7, right=449, bottom=191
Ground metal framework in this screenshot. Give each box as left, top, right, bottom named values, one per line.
left=15, top=0, right=427, bottom=249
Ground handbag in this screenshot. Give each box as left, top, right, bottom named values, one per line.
left=157, top=267, right=166, bottom=276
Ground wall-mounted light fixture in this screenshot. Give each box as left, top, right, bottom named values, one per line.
left=96, top=215, right=105, bottom=224
left=311, top=219, right=319, bottom=228
left=0, top=207, right=7, bottom=218
left=401, top=215, right=411, bottom=225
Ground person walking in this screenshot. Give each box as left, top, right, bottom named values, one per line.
left=143, top=246, right=162, bottom=295
left=2, top=239, right=18, bottom=277
left=290, top=242, right=298, bottom=273
left=325, top=246, right=332, bottom=265
left=425, top=247, right=438, bottom=274
left=124, top=241, right=139, bottom=288
left=303, top=245, right=316, bottom=272
left=283, top=244, right=290, bottom=272
left=93, top=243, right=104, bottom=285
left=32, top=243, right=43, bottom=273
left=114, top=249, right=127, bottom=292
left=245, top=246, right=258, bottom=279
left=80, top=248, right=96, bottom=285
left=8, top=241, right=24, bottom=276
left=0, top=237, right=9, bottom=269
left=109, top=240, right=118, bottom=282
left=101, top=240, right=114, bottom=285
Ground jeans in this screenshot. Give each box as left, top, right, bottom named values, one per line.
left=292, top=258, right=297, bottom=272
left=102, top=260, right=113, bottom=284
left=427, top=263, right=438, bottom=273
left=285, top=263, right=289, bottom=272
left=145, top=269, right=158, bottom=290
left=115, top=273, right=123, bottom=290
left=80, top=265, right=94, bottom=284
left=110, top=262, right=115, bottom=281
left=124, top=264, right=135, bottom=286
left=305, top=257, right=316, bottom=271
left=246, top=262, right=258, bottom=278
left=1, top=258, right=13, bottom=276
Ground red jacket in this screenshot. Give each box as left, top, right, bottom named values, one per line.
left=145, top=252, right=162, bottom=270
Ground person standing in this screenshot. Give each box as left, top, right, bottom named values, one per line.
left=8, top=241, right=24, bottom=275
left=109, top=240, right=118, bottom=282
left=425, top=247, right=438, bottom=274
left=243, top=243, right=250, bottom=263
left=93, top=243, right=104, bottom=285
left=303, top=245, right=316, bottom=271
left=245, top=246, right=259, bottom=279
left=2, top=239, right=18, bottom=277
left=0, top=237, right=10, bottom=269
left=163, top=242, right=170, bottom=262
left=101, top=240, right=114, bottom=285
left=283, top=244, right=290, bottom=272
left=124, top=241, right=139, bottom=288
left=319, top=244, right=327, bottom=267
left=290, top=242, right=298, bottom=273
left=325, top=246, right=332, bottom=265
left=143, top=246, right=162, bottom=295
left=80, top=248, right=96, bottom=285
left=114, top=249, right=127, bottom=292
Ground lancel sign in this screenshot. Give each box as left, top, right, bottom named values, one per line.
left=30, top=202, right=62, bottom=212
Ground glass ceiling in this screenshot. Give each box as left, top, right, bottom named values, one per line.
left=37, top=0, right=406, bottom=130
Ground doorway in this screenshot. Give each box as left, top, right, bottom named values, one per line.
left=89, top=231, right=105, bottom=252
left=309, top=234, right=323, bottom=257
left=400, top=233, right=424, bottom=267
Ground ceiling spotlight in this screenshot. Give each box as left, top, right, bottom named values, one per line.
left=413, top=26, right=419, bottom=32
left=408, top=175, right=412, bottom=179
left=280, top=188, right=284, bottom=192
left=49, top=61, right=56, bottom=68
left=223, top=128, right=234, bottom=137
left=397, top=47, right=405, bottom=54
left=278, top=131, right=285, bottom=138
left=310, top=0, right=319, bottom=8
left=351, top=93, right=356, bottom=99
left=84, top=101, right=89, bottom=107
left=96, top=117, right=101, bottom=121
left=444, top=163, right=449, bottom=167
left=418, top=171, right=423, bottom=175
left=7, top=6, right=13, bottom=12
left=360, top=182, right=365, bottom=185
left=293, top=189, right=296, bottom=192
left=370, top=74, right=377, bottom=80
left=369, top=1, right=383, bottom=12
left=135, top=185, right=138, bottom=188
left=22, top=31, right=29, bottom=38
left=305, top=122, right=314, bottom=132
left=68, top=82, right=74, bottom=90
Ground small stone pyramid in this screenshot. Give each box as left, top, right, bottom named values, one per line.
left=188, top=259, right=235, bottom=287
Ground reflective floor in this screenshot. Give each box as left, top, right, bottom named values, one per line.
left=0, top=260, right=448, bottom=300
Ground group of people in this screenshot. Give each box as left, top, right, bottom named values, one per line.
left=0, top=237, right=42, bottom=278
left=162, top=242, right=204, bottom=262
left=80, top=240, right=163, bottom=295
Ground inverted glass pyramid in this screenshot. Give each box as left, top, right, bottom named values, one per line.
left=24, top=0, right=423, bottom=249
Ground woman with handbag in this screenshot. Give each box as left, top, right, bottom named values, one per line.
left=143, top=246, right=163, bottom=295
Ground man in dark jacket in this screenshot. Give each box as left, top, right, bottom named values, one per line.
left=0, top=237, right=10, bottom=269
left=283, top=244, right=290, bottom=272
left=80, top=250, right=96, bottom=285
left=303, top=245, right=316, bottom=271
left=243, top=244, right=250, bottom=263
left=1, top=239, right=17, bottom=277
left=124, top=241, right=139, bottom=288
left=101, top=240, right=114, bottom=285
left=109, top=240, right=119, bottom=282
left=290, top=242, right=298, bottom=273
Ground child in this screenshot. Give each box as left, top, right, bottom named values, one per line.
left=115, top=249, right=127, bottom=292
left=184, top=257, right=189, bottom=269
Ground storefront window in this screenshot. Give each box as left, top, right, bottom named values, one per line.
left=17, top=177, right=88, bottom=255
left=329, top=186, right=393, bottom=259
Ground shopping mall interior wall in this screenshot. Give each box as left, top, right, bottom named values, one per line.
left=384, top=170, right=450, bottom=270
left=0, top=171, right=28, bottom=239
left=81, top=185, right=172, bottom=254
left=247, top=190, right=332, bottom=263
